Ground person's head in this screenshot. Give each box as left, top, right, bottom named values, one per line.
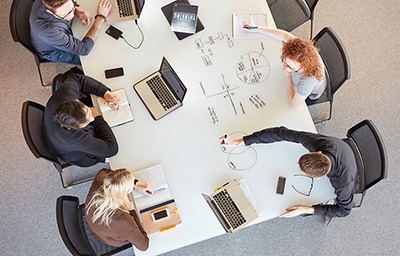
left=281, top=38, right=324, bottom=82
left=87, top=169, right=136, bottom=226
left=54, top=100, right=94, bottom=129
left=43, top=0, right=79, bottom=21
left=298, top=152, right=331, bottom=178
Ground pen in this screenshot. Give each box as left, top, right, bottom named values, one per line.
left=135, top=187, right=167, bottom=198
left=104, top=101, right=124, bottom=105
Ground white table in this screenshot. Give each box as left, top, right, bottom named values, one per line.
left=73, top=0, right=335, bottom=255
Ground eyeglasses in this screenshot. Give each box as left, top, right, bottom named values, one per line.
left=291, top=174, right=314, bottom=196
left=281, top=58, right=301, bottom=72
left=51, top=0, right=79, bottom=20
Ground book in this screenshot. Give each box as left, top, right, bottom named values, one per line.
left=130, top=164, right=182, bottom=234
left=232, top=13, right=268, bottom=38
left=96, top=88, right=134, bottom=127
left=171, top=3, right=198, bottom=34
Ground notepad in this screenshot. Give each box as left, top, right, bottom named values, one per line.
left=96, top=88, right=134, bottom=127
left=232, top=13, right=268, bottom=38
left=131, top=164, right=171, bottom=210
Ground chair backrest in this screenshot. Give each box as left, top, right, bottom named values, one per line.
left=21, top=101, right=59, bottom=163
left=346, top=120, right=388, bottom=193
left=305, top=0, right=319, bottom=13
left=10, top=0, right=37, bottom=55
left=313, top=27, right=351, bottom=96
left=56, top=196, right=96, bottom=256
left=267, top=0, right=311, bottom=32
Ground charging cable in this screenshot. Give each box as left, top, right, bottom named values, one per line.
left=120, top=20, right=144, bottom=49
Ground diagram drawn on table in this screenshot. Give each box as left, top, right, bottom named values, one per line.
left=195, top=31, right=234, bottom=67
left=237, top=51, right=270, bottom=84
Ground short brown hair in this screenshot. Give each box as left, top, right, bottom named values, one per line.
left=42, top=0, right=70, bottom=11
left=281, top=38, right=324, bottom=82
left=298, top=152, right=331, bottom=178
left=54, top=100, right=86, bottom=129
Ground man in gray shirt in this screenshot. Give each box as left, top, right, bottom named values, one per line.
left=30, top=0, right=111, bottom=65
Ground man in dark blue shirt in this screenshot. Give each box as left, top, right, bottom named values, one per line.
left=30, top=0, right=111, bottom=65
left=220, top=126, right=358, bottom=219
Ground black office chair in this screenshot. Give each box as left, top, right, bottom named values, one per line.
left=21, top=100, right=94, bottom=188
left=10, top=0, right=52, bottom=87
left=267, top=0, right=319, bottom=38
left=307, top=27, right=351, bottom=123
left=56, top=196, right=133, bottom=256
left=342, top=120, right=388, bottom=208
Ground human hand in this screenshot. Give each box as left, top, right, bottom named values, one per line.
left=283, top=68, right=292, bottom=79
left=135, top=181, right=153, bottom=195
left=88, top=107, right=100, bottom=117
left=103, top=91, right=121, bottom=111
left=279, top=205, right=314, bottom=218
left=219, top=135, right=244, bottom=147
left=242, top=21, right=259, bottom=32
left=75, top=7, right=92, bottom=25
left=97, top=0, right=112, bottom=17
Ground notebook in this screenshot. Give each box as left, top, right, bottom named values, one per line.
left=161, top=0, right=205, bottom=40
left=232, top=13, right=268, bottom=38
left=106, top=0, right=145, bottom=25
left=202, top=180, right=258, bottom=233
left=133, top=57, right=187, bottom=120
left=96, top=88, right=134, bottom=127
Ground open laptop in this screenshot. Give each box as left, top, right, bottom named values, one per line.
left=133, top=57, right=187, bottom=120
left=202, top=180, right=258, bottom=233
left=106, top=0, right=145, bottom=25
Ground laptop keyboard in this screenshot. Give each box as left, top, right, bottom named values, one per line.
left=213, top=190, right=246, bottom=230
left=117, top=0, right=134, bottom=17
left=147, top=76, right=178, bottom=111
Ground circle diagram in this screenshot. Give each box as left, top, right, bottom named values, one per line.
left=236, top=52, right=270, bottom=84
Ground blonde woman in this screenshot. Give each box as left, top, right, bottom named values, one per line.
left=85, top=168, right=152, bottom=251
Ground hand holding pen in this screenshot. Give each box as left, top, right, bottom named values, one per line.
left=103, top=91, right=122, bottom=111
left=243, top=21, right=259, bottom=31
left=135, top=181, right=153, bottom=195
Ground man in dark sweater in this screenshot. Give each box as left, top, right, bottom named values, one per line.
left=44, top=73, right=120, bottom=167
left=220, top=126, right=357, bottom=220
left=30, top=0, right=112, bottom=65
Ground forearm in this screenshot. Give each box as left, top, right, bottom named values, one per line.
left=85, top=16, right=106, bottom=42
left=256, top=27, right=294, bottom=41
left=287, top=77, right=296, bottom=103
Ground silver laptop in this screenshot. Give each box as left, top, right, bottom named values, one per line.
left=202, top=180, right=258, bottom=233
left=133, top=57, right=187, bottom=120
left=107, top=0, right=145, bottom=25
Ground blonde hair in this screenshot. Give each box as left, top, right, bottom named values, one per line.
left=86, top=169, right=135, bottom=227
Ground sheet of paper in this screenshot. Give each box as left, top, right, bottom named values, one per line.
left=232, top=13, right=268, bottom=38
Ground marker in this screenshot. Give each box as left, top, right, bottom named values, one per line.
left=160, top=225, right=176, bottom=233
left=222, top=134, right=227, bottom=144
left=247, top=26, right=258, bottom=29
left=134, top=187, right=167, bottom=198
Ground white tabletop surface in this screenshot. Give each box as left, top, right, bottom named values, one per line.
left=73, top=0, right=335, bottom=255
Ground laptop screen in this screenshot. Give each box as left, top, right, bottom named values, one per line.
left=160, top=58, right=187, bottom=101
left=135, top=0, right=145, bottom=17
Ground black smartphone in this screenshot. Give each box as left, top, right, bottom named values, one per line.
left=105, top=25, right=123, bottom=40
left=105, top=67, right=124, bottom=79
left=276, top=176, right=286, bottom=195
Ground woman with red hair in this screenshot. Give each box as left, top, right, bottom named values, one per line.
left=243, top=21, right=326, bottom=108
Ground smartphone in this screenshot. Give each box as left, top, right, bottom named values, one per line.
left=105, top=25, right=123, bottom=40
left=276, top=176, right=286, bottom=195
left=105, top=67, right=124, bottom=79
left=151, top=208, right=170, bottom=222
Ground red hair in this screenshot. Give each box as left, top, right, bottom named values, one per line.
left=281, top=38, right=324, bottom=82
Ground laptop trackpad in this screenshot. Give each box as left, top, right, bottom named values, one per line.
left=142, top=92, right=159, bottom=107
